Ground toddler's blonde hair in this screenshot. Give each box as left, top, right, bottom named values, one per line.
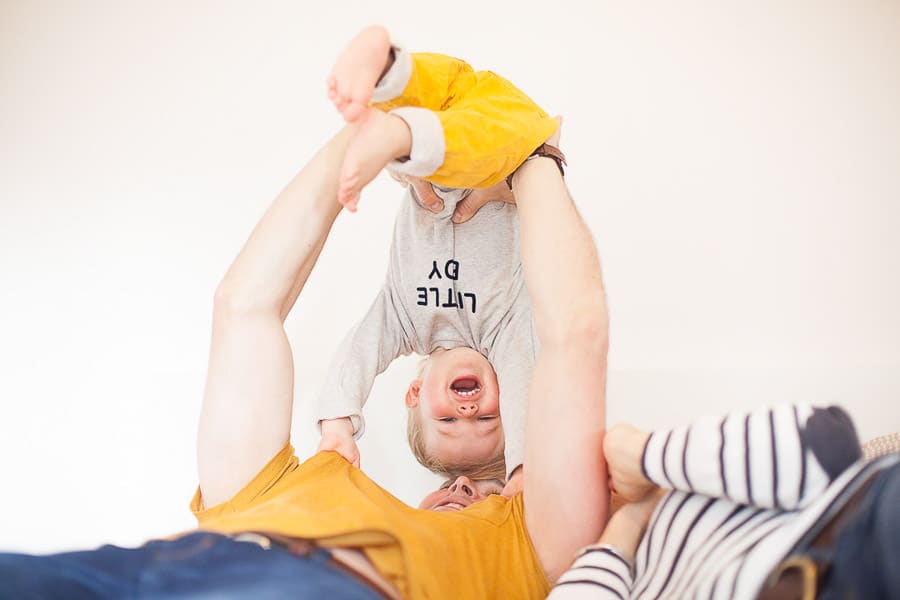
left=406, top=406, right=507, bottom=481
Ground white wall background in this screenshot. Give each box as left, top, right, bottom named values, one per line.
left=1, top=0, right=898, bottom=553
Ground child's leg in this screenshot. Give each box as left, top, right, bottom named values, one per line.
left=332, top=43, right=478, bottom=208
left=425, top=72, right=558, bottom=188
left=331, top=33, right=557, bottom=204
left=327, top=25, right=393, bottom=122
left=334, top=48, right=476, bottom=209
left=329, top=29, right=455, bottom=209
left=339, top=109, right=411, bottom=210
left=329, top=27, right=478, bottom=122
left=327, top=27, right=472, bottom=122
left=375, top=54, right=558, bottom=188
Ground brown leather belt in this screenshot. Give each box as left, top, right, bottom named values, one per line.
left=229, top=531, right=393, bottom=600
left=757, top=471, right=879, bottom=600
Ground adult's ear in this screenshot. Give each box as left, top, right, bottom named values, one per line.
left=405, top=380, right=422, bottom=408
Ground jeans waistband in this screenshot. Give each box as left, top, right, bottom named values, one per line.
left=228, top=531, right=394, bottom=600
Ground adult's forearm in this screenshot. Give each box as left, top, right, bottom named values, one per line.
left=216, top=127, right=351, bottom=319
left=513, top=159, right=608, bottom=345
left=198, top=126, right=352, bottom=507
left=546, top=509, right=644, bottom=600
left=514, top=158, right=610, bottom=580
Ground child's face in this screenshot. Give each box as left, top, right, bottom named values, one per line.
left=407, top=348, right=504, bottom=466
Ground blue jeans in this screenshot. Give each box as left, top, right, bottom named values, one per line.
left=0, top=532, right=383, bottom=600
left=820, top=459, right=900, bottom=600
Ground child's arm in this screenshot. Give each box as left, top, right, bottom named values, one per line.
left=314, top=285, right=410, bottom=458
left=319, top=416, right=360, bottom=467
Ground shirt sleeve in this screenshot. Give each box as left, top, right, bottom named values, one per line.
left=190, top=443, right=299, bottom=520
left=486, top=288, right=538, bottom=479
left=312, top=285, right=411, bottom=440
left=641, top=403, right=862, bottom=510
left=548, top=545, right=634, bottom=600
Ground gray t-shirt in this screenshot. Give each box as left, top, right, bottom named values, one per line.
left=314, top=185, right=536, bottom=475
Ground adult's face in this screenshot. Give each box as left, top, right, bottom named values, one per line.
left=418, top=475, right=506, bottom=512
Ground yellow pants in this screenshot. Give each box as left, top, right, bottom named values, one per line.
left=374, top=52, right=558, bottom=189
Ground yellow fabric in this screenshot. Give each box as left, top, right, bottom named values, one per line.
left=190, top=448, right=550, bottom=600
left=375, top=52, right=558, bottom=188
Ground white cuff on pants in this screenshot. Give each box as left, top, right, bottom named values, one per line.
left=371, top=45, right=413, bottom=103
left=387, top=107, right=445, bottom=178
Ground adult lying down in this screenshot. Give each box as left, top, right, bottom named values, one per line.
left=549, top=404, right=899, bottom=600
left=0, top=124, right=611, bottom=599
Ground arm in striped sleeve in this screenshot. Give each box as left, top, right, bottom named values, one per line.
left=548, top=545, right=634, bottom=600
left=641, top=403, right=861, bottom=510
left=547, top=493, right=658, bottom=600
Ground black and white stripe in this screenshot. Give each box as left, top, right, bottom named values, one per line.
left=551, top=403, right=869, bottom=600
left=641, top=404, right=839, bottom=510
left=549, top=545, right=633, bottom=599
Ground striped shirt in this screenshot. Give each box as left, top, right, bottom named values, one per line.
left=548, top=403, right=892, bottom=600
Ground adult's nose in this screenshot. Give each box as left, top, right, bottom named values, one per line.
left=448, top=476, right=477, bottom=498
left=456, top=402, right=478, bottom=417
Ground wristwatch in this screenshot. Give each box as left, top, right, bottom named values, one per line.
left=506, top=143, right=567, bottom=191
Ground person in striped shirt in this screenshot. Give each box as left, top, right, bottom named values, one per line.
left=550, top=403, right=900, bottom=600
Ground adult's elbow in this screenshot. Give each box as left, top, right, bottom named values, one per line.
left=542, top=309, right=609, bottom=353
left=568, top=312, right=609, bottom=354
left=212, top=281, right=273, bottom=321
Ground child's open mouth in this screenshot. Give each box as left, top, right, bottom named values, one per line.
left=449, top=375, right=482, bottom=398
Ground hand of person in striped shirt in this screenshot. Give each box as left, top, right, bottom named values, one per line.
left=549, top=403, right=867, bottom=600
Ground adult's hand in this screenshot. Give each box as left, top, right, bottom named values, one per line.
left=390, top=172, right=515, bottom=223
left=389, top=172, right=446, bottom=213
left=501, top=465, right=524, bottom=498
left=451, top=180, right=515, bottom=224
left=408, top=114, right=561, bottom=223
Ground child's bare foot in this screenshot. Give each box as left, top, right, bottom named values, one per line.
left=339, top=108, right=412, bottom=210
left=604, top=423, right=655, bottom=502
left=328, top=25, right=393, bottom=122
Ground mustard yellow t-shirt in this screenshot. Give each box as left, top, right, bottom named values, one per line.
left=190, top=447, right=550, bottom=600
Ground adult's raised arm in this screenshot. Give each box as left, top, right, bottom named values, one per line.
left=197, top=127, right=351, bottom=508
left=515, top=157, right=610, bottom=581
